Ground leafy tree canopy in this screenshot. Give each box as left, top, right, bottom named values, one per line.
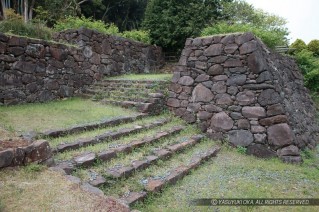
left=142, top=0, right=230, bottom=52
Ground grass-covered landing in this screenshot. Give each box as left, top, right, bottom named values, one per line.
left=106, top=73, right=172, bottom=81
left=135, top=145, right=319, bottom=212
left=0, top=98, right=138, bottom=133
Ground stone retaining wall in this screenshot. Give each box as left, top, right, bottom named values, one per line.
left=167, top=32, right=319, bottom=162
left=0, top=28, right=164, bottom=105
left=54, top=28, right=164, bottom=79
left=0, top=33, right=93, bottom=105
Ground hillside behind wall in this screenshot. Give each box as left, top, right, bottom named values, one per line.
left=0, top=28, right=164, bottom=105
left=167, top=32, right=319, bottom=163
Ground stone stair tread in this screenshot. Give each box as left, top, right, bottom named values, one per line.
left=105, top=134, right=204, bottom=179
left=54, top=118, right=170, bottom=153
left=42, top=114, right=147, bottom=138
left=120, top=146, right=221, bottom=206
left=55, top=125, right=185, bottom=174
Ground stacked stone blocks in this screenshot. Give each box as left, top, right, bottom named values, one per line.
left=167, top=32, right=318, bottom=162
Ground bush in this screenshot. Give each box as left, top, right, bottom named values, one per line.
left=294, top=49, right=319, bottom=92
left=121, top=30, right=151, bottom=44
left=307, top=39, right=319, bottom=56
left=0, top=9, right=53, bottom=40
left=290, top=39, right=307, bottom=54
left=201, top=22, right=287, bottom=49
left=54, top=16, right=120, bottom=35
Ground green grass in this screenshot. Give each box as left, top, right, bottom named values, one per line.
left=49, top=114, right=170, bottom=148
left=106, top=73, right=173, bottom=81
left=134, top=146, right=319, bottom=212
left=0, top=98, right=138, bottom=133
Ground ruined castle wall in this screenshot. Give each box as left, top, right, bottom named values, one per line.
left=167, top=32, right=318, bottom=162
left=0, top=28, right=164, bottom=105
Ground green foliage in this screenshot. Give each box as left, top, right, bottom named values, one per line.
left=143, top=0, right=225, bottom=52
left=290, top=39, right=307, bottom=54
left=236, top=146, right=247, bottom=155
left=0, top=9, right=53, bottom=40
left=202, top=0, right=289, bottom=49
left=54, top=16, right=120, bottom=35
left=294, top=49, right=319, bottom=92
left=201, top=22, right=287, bottom=49
left=34, top=0, right=81, bottom=27
left=24, top=164, right=44, bottom=173
left=307, top=39, right=319, bottom=56
left=121, top=30, right=151, bottom=44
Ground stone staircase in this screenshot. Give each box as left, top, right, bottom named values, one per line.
left=80, top=79, right=170, bottom=114
left=45, top=111, right=220, bottom=208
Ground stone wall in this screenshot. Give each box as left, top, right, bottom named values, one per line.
left=167, top=32, right=319, bottom=162
left=0, top=28, right=164, bottom=105
left=54, top=28, right=164, bottom=79
left=0, top=33, right=94, bottom=105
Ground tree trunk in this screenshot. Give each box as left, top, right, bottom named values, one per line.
left=28, top=0, right=35, bottom=20
left=24, top=0, right=28, bottom=22
left=0, top=0, right=6, bottom=19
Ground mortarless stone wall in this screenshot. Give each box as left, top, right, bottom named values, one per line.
left=0, top=28, right=164, bottom=105
left=54, top=28, right=164, bottom=79
left=167, top=32, right=319, bottom=162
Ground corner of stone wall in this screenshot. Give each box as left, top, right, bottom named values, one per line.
left=167, top=32, right=319, bottom=163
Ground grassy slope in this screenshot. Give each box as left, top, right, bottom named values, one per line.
left=0, top=165, right=127, bottom=212
left=0, top=98, right=138, bottom=133
left=135, top=147, right=319, bottom=212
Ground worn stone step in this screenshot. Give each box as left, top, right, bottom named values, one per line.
left=54, top=118, right=170, bottom=153
left=101, top=100, right=155, bottom=113
left=40, top=114, right=147, bottom=138
left=120, top=146, right=221, bottom=206
left=55, top=126, right=184, bottom=174
left=104, top=96, right=150, bottom=103
left=105, top=135, right=204, bottom=179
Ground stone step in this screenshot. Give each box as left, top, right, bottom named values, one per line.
left=103, top=96, right=150, bottom=103
left=55, top=126, right=185, bottom=175
left=40, top=114, right=147, bottom=138
left=105, top=135, right=204, bottom=179
left=120, top=146, right=221, bottom=206
left=101, top=100, right=155, bottom=113
left=53, top=118, right=170, bottom=153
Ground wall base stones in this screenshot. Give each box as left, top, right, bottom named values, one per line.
left=0, top=140, right=52, bottom=168
left=167, top=32, right=319, bottom=162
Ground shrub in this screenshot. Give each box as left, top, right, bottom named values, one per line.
left=201, top=22, right=287, bottom=49
left=236, top=146, right=247, bottom=155
left=54, top=16, right=120, bottom=35
left=121, top=30, right=151, bottom=44
left=307, top=39, right=319, bottom=56
left=0, top=9, right=53, bottom=40
left=294, top=49, right=319, bottom=92
left=290, top=39, right=307, bottom=54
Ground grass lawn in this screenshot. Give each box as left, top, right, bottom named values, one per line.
left=106, top=73, right=172, bottom=81
left=134, top=146, right=319, bottom=212
left=0, top=98, right=138, bottom=133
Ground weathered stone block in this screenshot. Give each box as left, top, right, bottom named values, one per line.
left=211, top=112, right=234, bottom=131
left=267, top=123, right=293, bottom=149
left=228, top=130, right=254, bottom=147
